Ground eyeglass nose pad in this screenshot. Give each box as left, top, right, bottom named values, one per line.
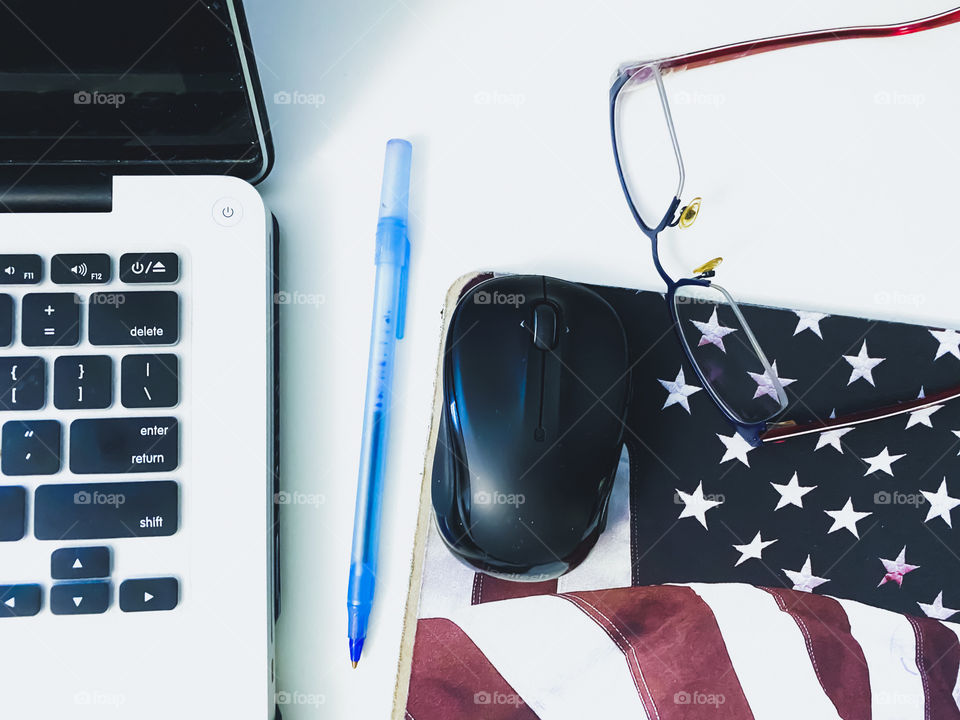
left=678, top=197, right=702, bottom=228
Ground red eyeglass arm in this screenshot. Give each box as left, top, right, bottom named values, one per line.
left=760, top=385, right=960, bottom=443
left=624, top=7, right=960, bottom=79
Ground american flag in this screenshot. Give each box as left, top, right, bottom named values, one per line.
left=400, top=286, right=960, bottom=719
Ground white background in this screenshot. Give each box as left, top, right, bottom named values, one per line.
left=242, top=1, right=960, bottom=717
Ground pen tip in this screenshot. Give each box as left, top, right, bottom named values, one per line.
left=352, top=660, right=358, bottom=669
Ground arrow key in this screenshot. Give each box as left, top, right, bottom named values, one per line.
left=51, top=581, right=110, bottom=615
left=119, top=577, right=178, bottom=613
left=51, top=547, right=111, bottom=579
left=0, top=584, right=41, bottom=617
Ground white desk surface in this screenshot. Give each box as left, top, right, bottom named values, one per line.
left=242, top=1, right=960, bottom=716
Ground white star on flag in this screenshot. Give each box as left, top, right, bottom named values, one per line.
left=843, top=341, right=885, bottom=386
left=921, top=477, right=960, bottom=528
left=815, top=427, right=854, bottom=454
left=861, top=446, right=906, bottom=477
left=877, top=546, right=920, bottom=588
left=783, top=555, right=830, bottom=593
left=690, top=309, right=738, bottom=353
left=717, top=432, right=755, bottom=467
left=918, top=591, right=959, bottom=620
left=747, top=360, right=796, bottom=401
left=676, top=481, right=723, bottom=529
left=793, top=310, right=829, bottom=338
left=658, top=367, right=701, bottom=413
left=930, top=328, right=960, bottom=361
left=733, top=532, right=777, bottom=567
left=771, top=472, right=816, bottom=510
left=825, top=497, right=872, bottom=539
left=905, top=405, right=943, bottom=429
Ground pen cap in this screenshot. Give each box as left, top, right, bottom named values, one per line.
left=378, top=139, right=412, bottom=222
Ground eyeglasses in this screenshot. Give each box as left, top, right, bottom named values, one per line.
left=611, top=7, right=960, bottom=446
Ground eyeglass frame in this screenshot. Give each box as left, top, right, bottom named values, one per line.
left=609, top=7, right=960, bottom=446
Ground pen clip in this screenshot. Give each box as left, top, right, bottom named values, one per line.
left=395, top=242, right=410, bottom=340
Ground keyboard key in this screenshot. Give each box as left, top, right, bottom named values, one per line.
left=0, top=357, right=45, bottom=411
left=54, top=356, right=112, bottom=410
left=22, top=292, right=80, bottom=347
left=121, top=354, right=178, bottom=408
left=1, top=420, right=60, bottom=476
left=88, top=291, right=178, bottom=346
left=120, top=253, right=179, bottom=284
left=34, top=481, right=179, bottom=540
left=70, top=417, right=178, bottom=474
left=0, top=486, right=26, bottom=541
left=50, top=581, right=110, bottom=615
left=0, top=254, right=41, bottom=285
left=51, top=253, right=111, bottom=285
left=0, top=294, right=12, bottom=347
left=0, top=584, right=41, bottom=617
left=51, top=547, right=111, bottom=580
left=119, top=577, right=178, bottom=612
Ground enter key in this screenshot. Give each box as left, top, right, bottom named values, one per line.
left=70, top=417, right=178, bottom=474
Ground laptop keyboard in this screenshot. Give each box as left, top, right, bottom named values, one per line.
left=0, top=252, right=181, bottom=618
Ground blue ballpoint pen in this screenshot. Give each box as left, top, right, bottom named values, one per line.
left=348, top=139, right=412, bottom=668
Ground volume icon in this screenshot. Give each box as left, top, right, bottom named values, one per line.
left=71, top=263, right=88, bottom=277
left=4, top=266, right=14, bottom=276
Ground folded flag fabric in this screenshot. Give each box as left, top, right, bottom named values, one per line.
left=403, top=286, right=960, bottom=718
left=407, top=583, right=960, bottom=720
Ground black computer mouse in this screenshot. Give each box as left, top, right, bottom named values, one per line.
left=431, top=275, right=631, bottom=581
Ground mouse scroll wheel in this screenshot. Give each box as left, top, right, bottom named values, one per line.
left=532, top=303, right=559, bottom=351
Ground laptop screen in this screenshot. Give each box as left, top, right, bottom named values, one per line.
left=0, top=0, right=267, bottom=179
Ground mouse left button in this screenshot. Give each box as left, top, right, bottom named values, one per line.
left=531, top=303, right=558, bottom=351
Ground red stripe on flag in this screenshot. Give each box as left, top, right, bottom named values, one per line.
left=471, top=572, right=557, bottom=605
left=762, top=587, right=871, bottom=720
left=406, top=617, right=541, bottom=720
left=907, top=615, right=960, bottom=720
left=560, top=586, right=754, bottom=720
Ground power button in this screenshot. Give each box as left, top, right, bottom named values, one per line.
left=212, top=198, right=243, bottom=227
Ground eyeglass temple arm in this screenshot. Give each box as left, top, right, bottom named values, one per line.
left=621, top=7, right=960, bottom=81
left=760, top=384, right=960, bottom=443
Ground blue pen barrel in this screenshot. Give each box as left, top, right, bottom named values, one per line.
left=347, top=139, right=411, bottom=664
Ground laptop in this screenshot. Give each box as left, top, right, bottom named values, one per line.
left=0, top=3, right=280, bottom=717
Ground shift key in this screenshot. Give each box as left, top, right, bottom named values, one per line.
left=89, top=291, right=178, bottom=346
left=71, top=417, right=178, bottom=474
left=35, top=481, right=178, bottom=540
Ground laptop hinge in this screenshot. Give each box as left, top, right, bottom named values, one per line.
left=0, top=168, right=113, bottom=213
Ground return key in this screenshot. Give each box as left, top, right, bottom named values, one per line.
left=71, top=417, right=178, bottom=474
